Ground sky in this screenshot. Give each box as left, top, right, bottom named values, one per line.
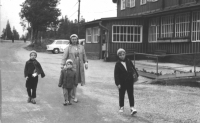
left=0, top=0, right=117, bottom=37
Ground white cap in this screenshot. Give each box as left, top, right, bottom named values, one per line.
left=66, top=59, right=73, bottom=65
left=70, top=34, right=78, bottom=39
left=117, top=48, right=126, bottom=55
left=30, top=50, right=37, bottom=57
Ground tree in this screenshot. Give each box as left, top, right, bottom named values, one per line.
left=1, top=20, right=13, bottom=40
left=19, top=0, right=61, bottom=44
left=12, top=27, right=20, bottom=40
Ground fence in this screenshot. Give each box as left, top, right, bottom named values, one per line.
left=131, top=52, right=200, bottom=79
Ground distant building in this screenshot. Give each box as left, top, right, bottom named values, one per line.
left=85, top=0, right=200, bottom=62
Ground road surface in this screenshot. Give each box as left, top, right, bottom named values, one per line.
left=0, top=41, right=200, bottom=123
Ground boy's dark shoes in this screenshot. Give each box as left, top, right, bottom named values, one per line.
left=68, top=102, right=72, bottom=105
left=31, top=98, right=36, bottom=104
left=63, top=100, right=68, bottom=106
left=63, top=102, right=68, bottom=106
left=27, top=97, right=31, bottom=103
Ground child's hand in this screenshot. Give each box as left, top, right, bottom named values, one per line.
left=85, top=63, right=88, bottom=69
left=25, top=77, right=28, bottom=80
left=117, top=85, right=121, bottom=89
left=61, top=65, right=64, bottom=69
left=32, top=73, right=38, bottom=77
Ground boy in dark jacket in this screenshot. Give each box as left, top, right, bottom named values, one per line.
left=114, top=48, right=139, bottom=115
left=24, top=50, right=45, bottom=104
left=58, top=59, right=76, bottom=106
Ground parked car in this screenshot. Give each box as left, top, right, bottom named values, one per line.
left=79, top=39, right=85, bottom=45
left=46, top=39, right=69, bottom=54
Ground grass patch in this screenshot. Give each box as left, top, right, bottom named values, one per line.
left=150, top=77, right=200, bottom=88
left=24, top=39, right=54, bottom=52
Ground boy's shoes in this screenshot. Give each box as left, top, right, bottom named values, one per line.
left=119, top=107, right=124, bottom=113
left=63, top=100, right=68, bottom=106
left=31, top=98, right=36, bottom=104
left=63, top=102, right=68, bottom=106
left=73, top=98, right=78, bottom=103
left=130, top=107, right=137, bottom=115
left=68, top=101, right=72, bottom=105
left=27, top=97, right=31, bottom=103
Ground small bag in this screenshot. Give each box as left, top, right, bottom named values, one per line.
left=132, top=68, right=138, bottom=83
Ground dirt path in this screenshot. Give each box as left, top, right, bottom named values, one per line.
left=1, top=41, right=200, bottom=123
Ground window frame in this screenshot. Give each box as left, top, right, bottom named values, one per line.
left=140, top=0, right=147, bottom=5
left=92, top=27, right=100, bottom=43
left=148, top=17, right=160, bottom=42
left=175, top=13, right=190, bottom=38
left=121, top=0, right=126, bottom=10
left=130, top=0, right=135, bottom=8
left=160, top=15, right=174, bottom=38
left=191, top=11, right=200, bottom=42
left=86, top=28, right=92, bottom=43
left=112, top=25, right=143, bottom=43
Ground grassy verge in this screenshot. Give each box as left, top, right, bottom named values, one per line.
left=24, top=39, right=54, bottom=52
left=150, top=77, right=200, bottom=88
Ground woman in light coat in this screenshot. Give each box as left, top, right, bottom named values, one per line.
left=61, top=34, right=88, bottom=102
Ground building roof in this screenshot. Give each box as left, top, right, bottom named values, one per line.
left=112, top=0, right=118, bottom=3
left=85, top=15, right=143, bottom=25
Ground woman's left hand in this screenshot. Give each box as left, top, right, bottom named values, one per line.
left=85, top=63, right=88, bottom=69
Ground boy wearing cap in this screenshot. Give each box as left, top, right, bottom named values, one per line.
left=114, top=48, right=139, bottom=115
left=58, top=59, right=76, bottom=106
left=24, top=50, right=45, bottom=104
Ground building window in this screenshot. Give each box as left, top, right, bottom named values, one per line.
left=86, top=27, right=99, bottom=43
left=92, top=27, right=100, bottom=43
left=130, top=0, right=135, bottom=7
left=192, top=11, right=200, bottom=42
left=161, top=15, right=174, bottom=38
left=112, top=25, right=143, bottom=43
left=86, top=28, right=92, bottom=43
left=149, top=18, right=160, bottom=42
left=121, top=0, right=126, bottom=10
left=140, top=0, right=147, bottom=5
left=175, top=13, right=190, bottom=38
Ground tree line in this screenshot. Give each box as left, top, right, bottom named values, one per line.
left=19, top=0, right=86, bottom=45
left=1, top=20, right=20, bottom=40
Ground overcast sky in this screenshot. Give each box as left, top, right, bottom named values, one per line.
left=0, top=0, right=117, bottom=36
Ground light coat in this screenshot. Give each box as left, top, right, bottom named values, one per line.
left=61, top=44, right=87, bottom=85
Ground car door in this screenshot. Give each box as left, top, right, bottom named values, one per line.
left=55, top=40, right=63, bottom=50
left=60, top=40, right=69, bottom=52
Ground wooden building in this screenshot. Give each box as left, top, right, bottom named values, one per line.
left=85, top=0, right=200, bottom=61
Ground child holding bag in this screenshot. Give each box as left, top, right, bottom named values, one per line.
left=114, top=48, right=139, bottom=115
left=24, top=50, right=45, bottom=104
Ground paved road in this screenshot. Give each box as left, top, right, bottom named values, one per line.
left=0, top=41, right=200, bottom=123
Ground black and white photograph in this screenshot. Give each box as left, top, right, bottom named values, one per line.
left=0, top=0, right=200, bottom=123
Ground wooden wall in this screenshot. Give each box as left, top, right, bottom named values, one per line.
left=117, top=0, right=199, bottom=17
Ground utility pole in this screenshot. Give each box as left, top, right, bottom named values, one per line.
left=78, top=0, right=80, bottom=36
left=0, top=0, right=1, bottom=42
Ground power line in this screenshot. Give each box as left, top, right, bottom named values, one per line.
left=67, top=2, right=79, bottom=15
left=69, top=10, right=78, bottom=18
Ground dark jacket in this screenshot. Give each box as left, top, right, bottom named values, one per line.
left=114, top=58, right=139, bottom=86
left=24, top=59, right=45, bottom=78
left=58, top=68, right=76, bottom=89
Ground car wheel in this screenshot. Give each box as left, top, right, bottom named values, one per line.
left=53, top=48, right=59, bottom=54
